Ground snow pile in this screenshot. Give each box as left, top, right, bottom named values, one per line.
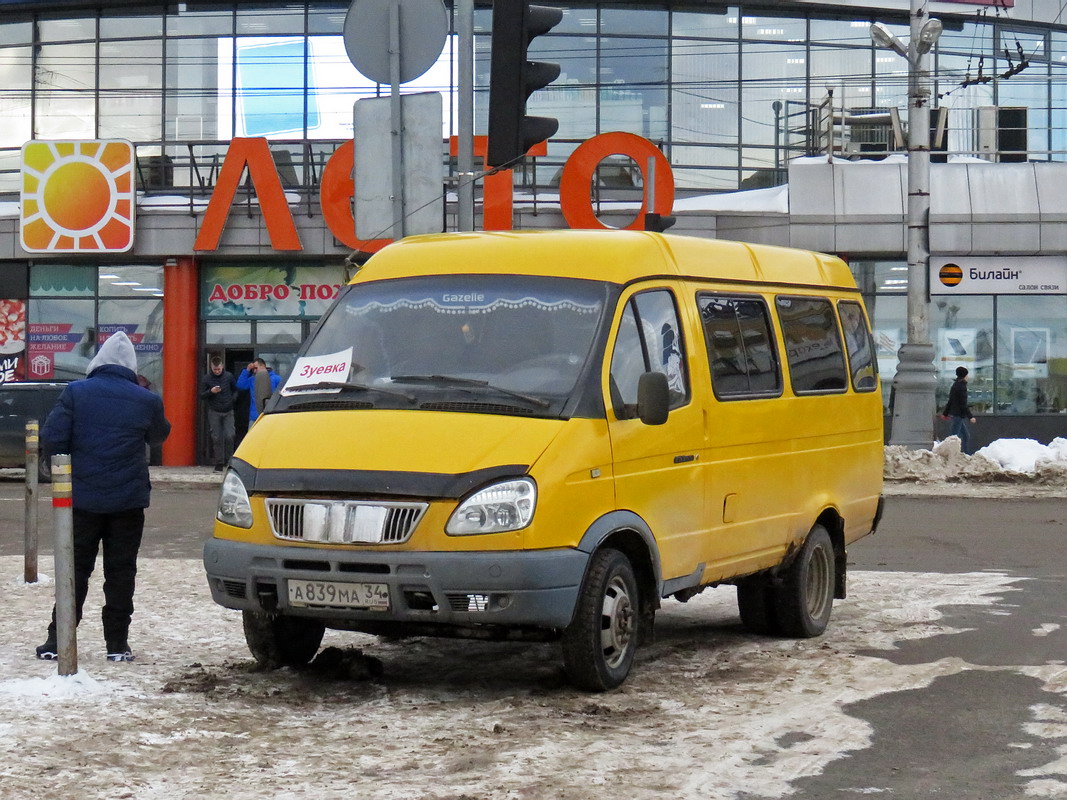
left=977, top=437, right=1067, bottom=473
left=0, top=669, right=111, bottom=700
left=885, top=436, right=1067, bottom=484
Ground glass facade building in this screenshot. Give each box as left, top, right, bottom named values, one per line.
left=5, top=2, right=1067, bottom=195
left=2, top=0, right=1067, bottom=460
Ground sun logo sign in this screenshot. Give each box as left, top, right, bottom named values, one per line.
left=20, top=140, right=136, bottom=253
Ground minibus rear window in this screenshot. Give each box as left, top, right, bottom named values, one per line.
left=838, top=301, right=879, bottom=392
left=775, top=296, right=848, bottom=394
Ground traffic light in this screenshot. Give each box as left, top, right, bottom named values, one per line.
left=486, top=0, right=562, bottom=169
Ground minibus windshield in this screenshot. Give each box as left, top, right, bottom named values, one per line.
left=277, top=274, right=608, bottom=417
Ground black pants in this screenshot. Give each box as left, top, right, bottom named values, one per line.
left=48, top=508, right=145, bottom=646
left=206, top=408, right=235, bottom=467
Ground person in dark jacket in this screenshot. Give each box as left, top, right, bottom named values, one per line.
left=36, top=331, right=171, bottom=662
left=943, top=365, right=977, bottom=455
left=200, top=357, right=237, bottom=471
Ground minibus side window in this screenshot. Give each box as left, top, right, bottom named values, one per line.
left=775, top=296, right=848, bottom=394
left=609, top=290, right=689, bottom=418
left=838, top=300, right=879, bottom=392
left=609, top=305, right=644, bottom=418
left=698, top=294, right=782, bottom=399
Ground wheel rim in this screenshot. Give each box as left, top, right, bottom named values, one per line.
left=805, top=542, right=833, bottom=620
left=599, top=574, right=635, bottom=669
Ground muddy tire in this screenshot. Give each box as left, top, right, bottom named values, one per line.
left=736, top=574, right=780, bottom=635
left=562, top=548, right=640, bottom=692
left=242, top=610, right=325, bottom=668
left=773, top=525, right=835, bottom=638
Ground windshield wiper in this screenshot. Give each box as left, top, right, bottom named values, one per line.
left=286, top=381, right=416, bottom=403
left=390, top=374, right=551, bottom=409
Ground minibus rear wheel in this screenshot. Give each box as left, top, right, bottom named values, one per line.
left=562, top=548, right=640, bottom=692
left=242, top=610, right=325, bottom=669
left=773, top=525, right=835, bottom=638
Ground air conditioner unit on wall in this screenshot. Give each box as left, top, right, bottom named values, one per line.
left=835, top=107, right=908, bottom=158
left=846, top=107, right=896, bottom=148
left=977, top=106, right=1028, bottom=162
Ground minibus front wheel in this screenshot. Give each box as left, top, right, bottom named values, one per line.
left=242, top=610, right=325, bottom=669
left=562, top=548, right=640, bottom=692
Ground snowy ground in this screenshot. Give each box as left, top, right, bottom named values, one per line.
left=2, top=557, right=1064, bottom=800
left=1, top=436, right=1065, bottom=798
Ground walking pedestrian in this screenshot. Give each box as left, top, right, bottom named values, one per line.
left=200, top=356, right=237, bottom=471
left=35, top=331, right=171, bottom=662
left=943, top=366, right=977, bottom=455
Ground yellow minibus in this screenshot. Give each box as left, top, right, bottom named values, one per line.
left=204, top=230, right=884, bottom=691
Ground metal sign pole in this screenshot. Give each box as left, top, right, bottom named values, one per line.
left=24, top=420, right=39, bottom=584
left=456, top=0, right=475, bottom=231
left=51, top=454, right=78, bottom=676
left=344, top=0, right=447, bottom=238
left=389, top=0, right=406, bottom=238
left=647, top=156, right=656, bottom=213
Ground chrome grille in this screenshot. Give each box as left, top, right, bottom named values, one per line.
left=265, top=498, right=427, bottom=545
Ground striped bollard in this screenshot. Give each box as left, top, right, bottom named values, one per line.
left=51, top=454, right=78, bottom=676
left=24, top=421, right=39, bottom=584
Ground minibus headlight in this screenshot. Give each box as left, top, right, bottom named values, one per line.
left=216, top=470, right=253, bottom=529
left=446, top=478, right=536, bottom=535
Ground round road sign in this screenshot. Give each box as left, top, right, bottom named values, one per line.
left=343, top=0, right=449, bottom=85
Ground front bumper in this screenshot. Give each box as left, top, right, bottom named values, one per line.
left=203, top=538, right=589, bottom=630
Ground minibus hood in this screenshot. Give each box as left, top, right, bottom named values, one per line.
left=237, top=409, right=564, bottom=479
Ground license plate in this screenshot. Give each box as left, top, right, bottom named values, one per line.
left=287, top=579, right=389, bottom=610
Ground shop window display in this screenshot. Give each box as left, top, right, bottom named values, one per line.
left=995, top=296, right=1067, bottom=415
left=931, top=295, right=993, bottom=414
left=26, top=298, right=96, bottom=381
left=856, top=256, right=1067, bottom=418
left=27, top=266, right=165, bottom=388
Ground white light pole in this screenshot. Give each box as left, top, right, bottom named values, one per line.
left=871, top=1, right=942, bottom=449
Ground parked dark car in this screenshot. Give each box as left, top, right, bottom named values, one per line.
left=0, top=381, right=66, bottom=481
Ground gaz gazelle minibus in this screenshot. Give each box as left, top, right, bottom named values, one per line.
left=204, top=230, right=884, bottom=691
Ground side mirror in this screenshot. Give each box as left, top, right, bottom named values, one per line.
left=637, top=371, right=670, bottom=425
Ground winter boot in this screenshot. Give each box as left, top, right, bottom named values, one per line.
left=106, top=641, right=135, bottom=662
left=35, top=638, right=58, bottom=660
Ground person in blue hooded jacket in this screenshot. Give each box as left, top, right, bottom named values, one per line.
left=36, top=331, right=171, bottom=663
left=236, top=357, right=281, bottom=421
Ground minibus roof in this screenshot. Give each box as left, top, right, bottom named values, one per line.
left=354, top=230, right=858, bottom=290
